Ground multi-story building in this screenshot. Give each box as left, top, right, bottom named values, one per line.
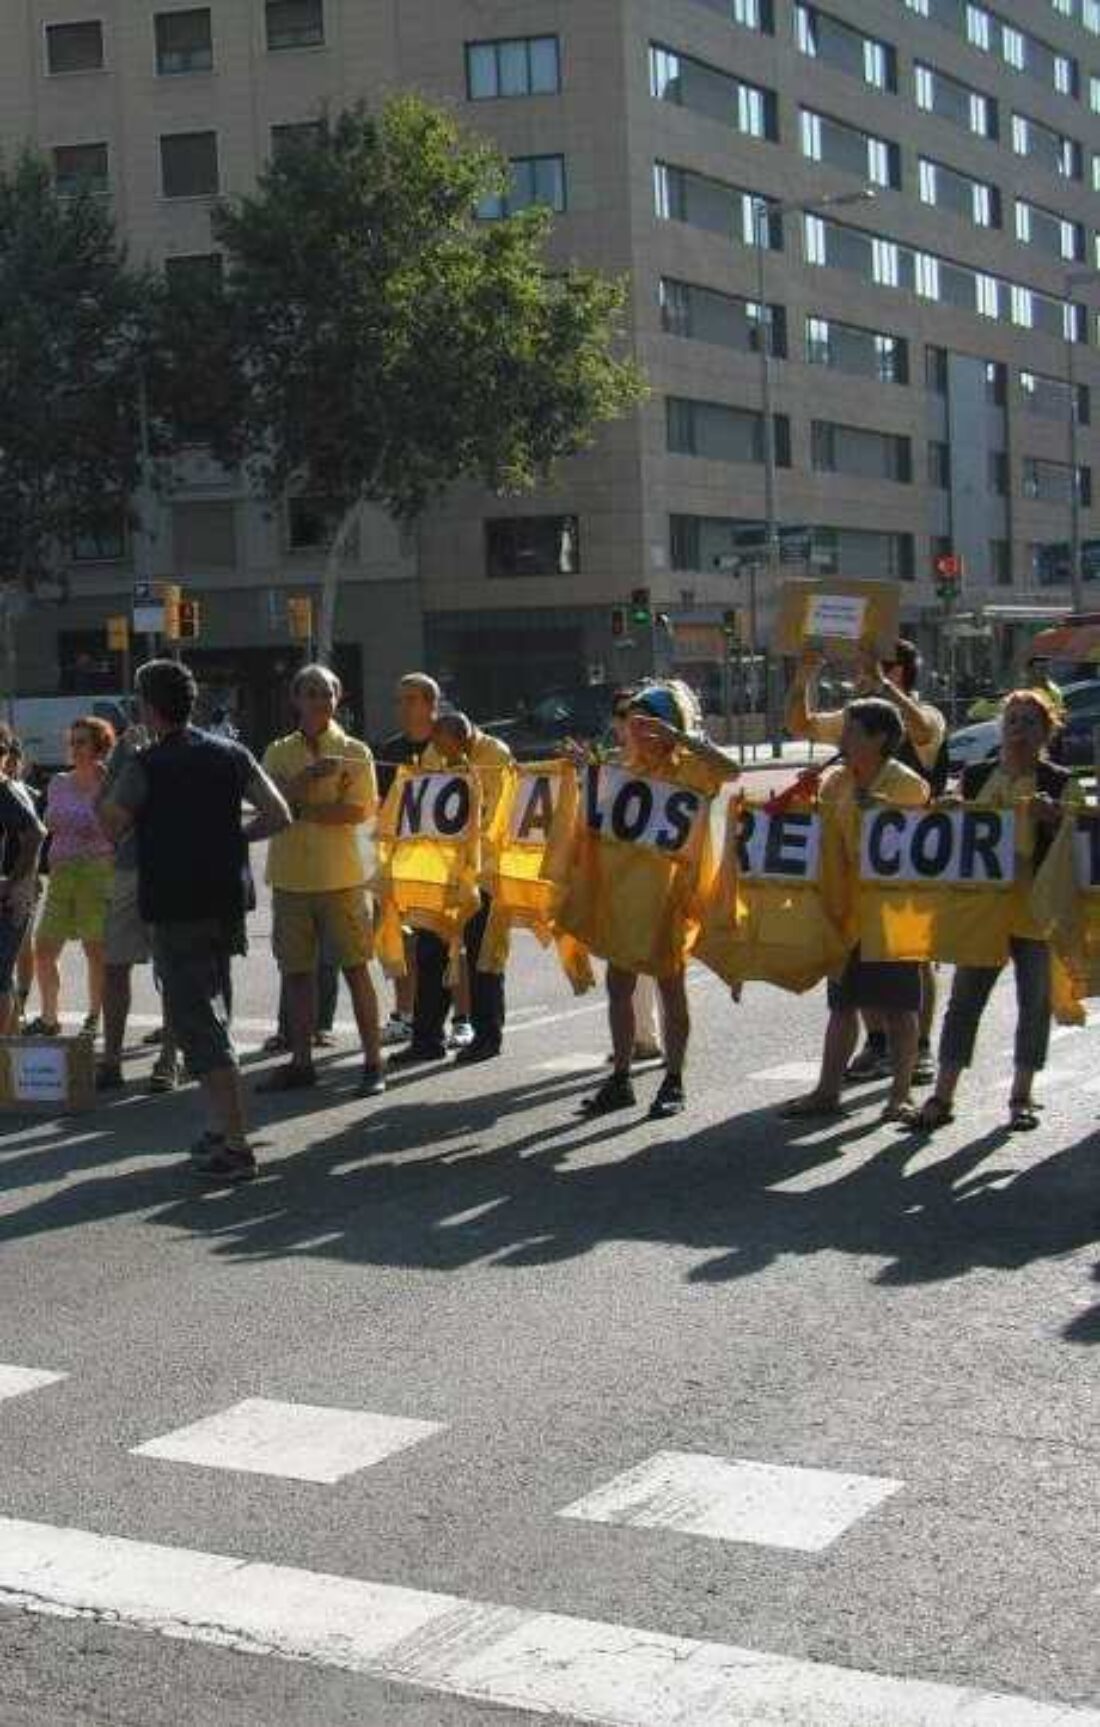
left=3, top=0, right=1099, bottom=735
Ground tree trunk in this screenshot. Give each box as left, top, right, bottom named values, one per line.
left=316, top=500, right=363, bottom=666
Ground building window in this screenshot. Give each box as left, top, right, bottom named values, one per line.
left=154, top=8, right=212, bottom=74
left=485, top=516, right=579, bottom=578
left=990, top=539, right=1012, bottom=586
left=926, top=346, right=948, bottom=394
left=271, top=121, right=324, bottom=160
left=265, top=0, right=323, bottom=51
left=986, top=360, right=1007, bottom=404
left=928, top=441, right=951, bottom=488
left=160, top=130, right=218, bottom=198
left=660, top=279, right=787, bottom=355
left=686, top=0, right=773, bottom=30
left=794, top=6, right=895, bottom=90
left=1023, top=457, right=1089, bottom=505
left=805, top=315, right=908, bottom=383
left=1020, top=370, right=1089, bottom=424
left=164, top=252, right=223, bottom=291
left=478, top=154, right=566, bottom=219
left=285, top=496, right=351, bottom=551
left=649, top=45, right=777, bottom=141
left=45, top=20, right=104, bottom=73
left=988, top=450, right=1009, bottom=495
left=467, top=36, right=560, bottom=99
left=666, top=397, right=791, bottom=466
left=172, top=501, right=237, bottom=567
left=52, top=142, right=109, bottom=196
left=966, top=5, right=991, bottom=50
left=1053, top=53, right=1075, bottom=95
left=1002, top=24, right=1026, bottom=70
left=72, top=509, right=126, bottom=563
left=811, top=420, right=911, bottom=482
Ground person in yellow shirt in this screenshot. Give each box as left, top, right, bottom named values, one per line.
left=911, top=688, right=1081, bottom=1133
left=260, top=663, right=383, bottom=1096
left=787, top=638, right=947, bottom=1085
left=391, top=709, right=514, bottom=1067
left=780, top=697, right=930, bottom=1122
left=578, top=681, right=741, bottom=1122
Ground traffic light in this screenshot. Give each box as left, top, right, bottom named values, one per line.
left=630, top=586, right=652, bottom=626
left=610, top=605, right=627, bottom=640
left=287, top=596, right=313, bottom=642
left=106, top=615, right=129, bottom=652
left=933, top=552, right=963, bottom=602
left=177, top=598, right=200, bottom=640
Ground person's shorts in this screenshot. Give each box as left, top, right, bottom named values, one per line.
left=272, top=887, right=373, bottom=974
left=152, top=920, right=237, bottom=1077
left=37, top=858, right=113, bottom=945
left=828, top=946, right=922, bottom=1014
left=0, top=911, right=30, bottom=995
left=104, top=867, right=151, bottom=967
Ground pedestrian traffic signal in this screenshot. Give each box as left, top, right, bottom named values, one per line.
left=610, top=605, right=627, bottom=640
left=177, top=598, right=200, bottom=639
left=721, top=608, right=742, bottom=645
left=159, top=583, right=181, bottom=640
left=933, top=552, right=963, bottom=602
left=630, top=587, right=652, bottom=626
left=287, top=596, right=313, bottom=642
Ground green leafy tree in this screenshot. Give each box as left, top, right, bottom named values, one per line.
left=0, top=148, right=154, bottom=590
left=212, top=96, right=647, bottom=655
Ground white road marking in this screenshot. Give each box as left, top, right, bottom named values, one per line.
left=508, top=1002, right=607, bottom=1036
left=534, top=1054, right=608, bottom=1074
left=131, top=1398, right=444, bottom=1485
left=0, top=1517, right=1093, bottom=1726
left=745, top=1062, right=823, bottom=1085
left=559, top=1452, right=902, bottom=1553
left=0, top=1365, right=66, bottom=1403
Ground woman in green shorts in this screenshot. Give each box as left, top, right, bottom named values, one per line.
left=27, top=717, right=115, bottom=1038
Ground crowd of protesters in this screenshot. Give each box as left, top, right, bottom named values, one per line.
left=0, top=640, right=1083, bottom=1182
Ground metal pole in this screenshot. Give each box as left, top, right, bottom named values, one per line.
left=754, top=198, right=782, bottom=758
left=137, top=367, right=158, bottom=662
left=1067, top=330, right=1084, bottom=614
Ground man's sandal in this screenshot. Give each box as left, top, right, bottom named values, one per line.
left=1008, top=1100, right=1040, bottom=1132
left=777, top=1094, right=849, bottom=1121
left=898, top=1095, right=954, bottom=1131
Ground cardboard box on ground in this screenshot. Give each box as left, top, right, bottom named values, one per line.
left=0, top=1036, right=95, bottom=1114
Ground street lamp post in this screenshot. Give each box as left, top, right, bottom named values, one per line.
left=750, top=185, right=876, bottom=755
left=1064, top=267, right=1095, bottom=615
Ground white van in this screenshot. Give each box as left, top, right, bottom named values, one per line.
left=7, top=695, right=130, bottom=779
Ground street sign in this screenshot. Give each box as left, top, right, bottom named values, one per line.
left=132, top=581, right=163, bottom=635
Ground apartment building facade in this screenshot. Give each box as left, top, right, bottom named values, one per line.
left=2, top=0, right=1099, bottom=732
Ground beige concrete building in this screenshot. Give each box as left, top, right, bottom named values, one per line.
left=3, top=0, right=1100, bottom=734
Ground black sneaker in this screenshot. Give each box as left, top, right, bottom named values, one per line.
left=191, top=1143, right=257, bottom=1183
left=94, top=1062, right=125, bottom=1093
left=357, top=1066, right=386, bottom=1097
left=581, top=1073, right=636, bottom=1117
left=388, top=1043, right=447, bottom=1069
left=649, top=1073, right=686, bottom=1120
left=255, top=1062, right=317, bottom=1093
left=453, top=1039, right=501, bottom=1067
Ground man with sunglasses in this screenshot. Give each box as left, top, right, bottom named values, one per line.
left=260, top=664, right=384, bottom=1096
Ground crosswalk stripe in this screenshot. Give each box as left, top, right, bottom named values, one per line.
left=0, top=1516, right=1095, bottom=1726
left=559, top=1452, right=903, bottom=1553
left=0, top=1365, right=66, bottom=1402
left=131, top=1399, right=445, bottom=1485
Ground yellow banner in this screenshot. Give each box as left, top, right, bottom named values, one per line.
left=373, top=767, right=484, bottom=973
left=481, top=761, right=594, bottom=991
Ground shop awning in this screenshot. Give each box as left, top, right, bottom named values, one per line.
left=1028, top=620, right=1100, bottom=661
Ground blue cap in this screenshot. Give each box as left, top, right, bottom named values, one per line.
left=630, top=686, right=681, bottom=727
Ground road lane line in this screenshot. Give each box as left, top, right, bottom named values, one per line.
left=0, top=1518, right=1095, bottom=1725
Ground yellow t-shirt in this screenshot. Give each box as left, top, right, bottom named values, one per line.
left=965, top=762, right=1083, bottom=938
left=264, top=722, right=377, bottom=893
left=806, top=701, right=945, bottom=772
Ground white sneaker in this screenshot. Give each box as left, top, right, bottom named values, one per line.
left=380, top=1014, right=412, bottom=1047
left=448, top=1018, right=476, bottom=1051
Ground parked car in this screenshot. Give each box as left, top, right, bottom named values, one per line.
left=947, top=679, right=1100, bottom=775
left=482, top=686, right=616, bottom=762
left=8, top=694, right=130, bottom=785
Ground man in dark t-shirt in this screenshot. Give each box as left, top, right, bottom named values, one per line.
left=0, top=751, right=45, bottom=1035
left=100, top=659, right=290, bottom=1183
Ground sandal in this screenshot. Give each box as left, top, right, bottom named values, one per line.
left=777, top=1093, right=848, bottom=1120
left=900, top=1095, right=954, bottom=1131
left=1008, top=1101, right=1040, bottom=1132
left=22, top=1016, right=60, bottom=1038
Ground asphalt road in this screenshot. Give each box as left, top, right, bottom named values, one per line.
left=0, top=839, right=1096, bottom=1726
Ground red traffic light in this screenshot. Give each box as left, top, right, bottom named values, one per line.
left=933, top=553, right=962, bottom=579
